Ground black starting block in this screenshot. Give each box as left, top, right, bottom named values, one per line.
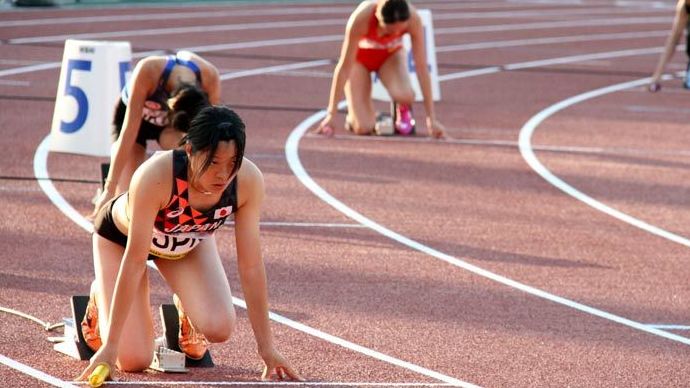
left=100, top=162, right=110, bottom=189
left=160, top=304, right=213, bottom=367
left=52, top=295, right=95, bottom=361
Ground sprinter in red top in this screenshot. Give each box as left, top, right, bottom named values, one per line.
left=316, top=0, right=446, bottom=138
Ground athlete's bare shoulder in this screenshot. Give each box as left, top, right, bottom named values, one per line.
left=236, top=158, right=264, bottom=209
left=130, top=150, right=174, bottom=208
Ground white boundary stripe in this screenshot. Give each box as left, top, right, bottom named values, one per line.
left=69, top=382, right=457, bottom=387
left=34, top=137, right=94, bottom=233
left=504, top=47, right=664, bottom=70
left=285, top=107, right=690, bottom=347
left=0, top=354, right=76, bottom=388
left=242, top=222, right=365, bottom=228
left=8, top=18, right=344, bottom=44
left=434, top=16, right=670, bottom=35
left=437, top=30, right=668, bottom=53
left=0, top=50, right=163, bottom=79
left=646, top=325, right=690, bottom=330
left=313, top=133, right=690, bottom=158
left=439, top=46, right=667, bottom=82
left=517, top=77, right=690, bottom=249
left=0, top=7, right=354, bottom=28
left=432, top=6, right=666, bottom=20
left=33, top=135, right=473, bottom=387
left=183, top=35, right=341, bottom=54
left=220, top=60, right=331, bottom=81
left=0, top=4, right=660, bottom=28
left=7, top=15, right=670, bottom=45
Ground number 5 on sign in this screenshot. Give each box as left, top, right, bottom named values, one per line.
left=50, top=39, right=132, bottom=157
left=59, top=59, right=91, bottom=133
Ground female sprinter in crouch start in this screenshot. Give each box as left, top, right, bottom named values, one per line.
left=315, top=0, right=446, bottom=138
left=78, top=106, right=303, bottom=382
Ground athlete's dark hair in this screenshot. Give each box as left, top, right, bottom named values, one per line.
left=381, top=0, right=410, bottom=24
left=181, top=105, right=246, bottom=182
left=169, top=83, right=210, bottom=133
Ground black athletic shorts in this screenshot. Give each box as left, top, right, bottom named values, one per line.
left=93, top=195, right=159, bottom=261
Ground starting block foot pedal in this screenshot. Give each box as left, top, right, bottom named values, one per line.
left=52, top=295, right=95, bottom=360
left=149, top=342, right=188, bottom=373
left=160, top=304, right=213, bottom=368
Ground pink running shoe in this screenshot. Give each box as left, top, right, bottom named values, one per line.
left=394, top=103, right=416, bottom=135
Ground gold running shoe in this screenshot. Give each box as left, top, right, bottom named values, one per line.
left=173, top=294, right=208, bottom=360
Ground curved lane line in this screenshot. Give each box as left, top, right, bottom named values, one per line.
left=518, top=77, right=690, bottom=248
left=285, top=109, right=690, bottom=347
left=34, top=137, right=93, bottom=233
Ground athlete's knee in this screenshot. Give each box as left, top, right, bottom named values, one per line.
left=392, top=89, right=415, bottom=106
left=117, top=351, right=153, bottom=372
left=351, top=120, right=375, bottom=135
left=201, top=312, right=236, bottom=343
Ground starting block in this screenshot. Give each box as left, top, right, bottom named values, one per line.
left=51, top=295, right=95, bottom=360
left=51, top=296, right=211, bottom=371
left=100, top=162, right=110, bottom=189
left=374, top=112, right=394, bottom=136
left=160, top=304, right=214, bottom=368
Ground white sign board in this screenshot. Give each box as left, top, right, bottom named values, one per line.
left=50, top=39, right=132, bottom=157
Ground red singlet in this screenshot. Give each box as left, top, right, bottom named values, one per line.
left=355, top=8, right=407, bottom=72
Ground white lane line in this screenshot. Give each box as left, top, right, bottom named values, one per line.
left=0, top=7, right=354, bottom=28
left=0, top=3, right=658, bottom=28
left=220, top=60, right=331, bottom=81
left=34, top=137, right=94, bottom=233
left=646, top=325, right=690, bottom=330
left=433, top=6, right=666, bottom=20
left=518, top=76, right=690, bottom=250
left=0, top=50, right=164, bottom=79
left=239, top=222, right=365, bottom=228
left=286, top=108, right=690, bottom=347
left=182, top=35, right=341, bottom=54
left=0, top=79, right=30, bottom=86
left=625, top=105, right=690, bottom=114
left=7, top=15, right=670, bottom=45
left=439, top=46, right=667, bottom=82
left=504, top=46, right=664, bottom=70
left=313, top=133, right=690, bottom=158
left=8, top=18, right=344, bottom=44
left=437, top=30, right=668, bottom=53
left=0, top=354, right=76, bottom=388
left=435, top=16, right=669, bottom=35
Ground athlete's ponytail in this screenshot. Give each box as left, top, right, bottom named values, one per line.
left=169, top=83, right=209, bottom=133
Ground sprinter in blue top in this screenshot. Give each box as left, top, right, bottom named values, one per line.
left=92, top=51, right=220, bottom=218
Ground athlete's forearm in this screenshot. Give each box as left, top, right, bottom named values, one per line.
left=416, top=66, right=435, bottom=121
left=103, top=257, right=147, bottom=348
left=327, top=64, right=349, bottom=114
left=239, top=263, right=274, bottom=355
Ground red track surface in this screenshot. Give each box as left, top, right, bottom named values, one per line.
left=1, top=1, right=689, bottom=387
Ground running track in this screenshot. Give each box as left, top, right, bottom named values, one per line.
left=1, top=0, right=689, bottom=387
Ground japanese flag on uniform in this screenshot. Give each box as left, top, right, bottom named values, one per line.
left=214, top=206, right=233, bottom=219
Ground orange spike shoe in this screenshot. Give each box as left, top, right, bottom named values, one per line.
left=80, top=293, right=102, bottom=352
left=173, top=294, right=208, bottom=360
